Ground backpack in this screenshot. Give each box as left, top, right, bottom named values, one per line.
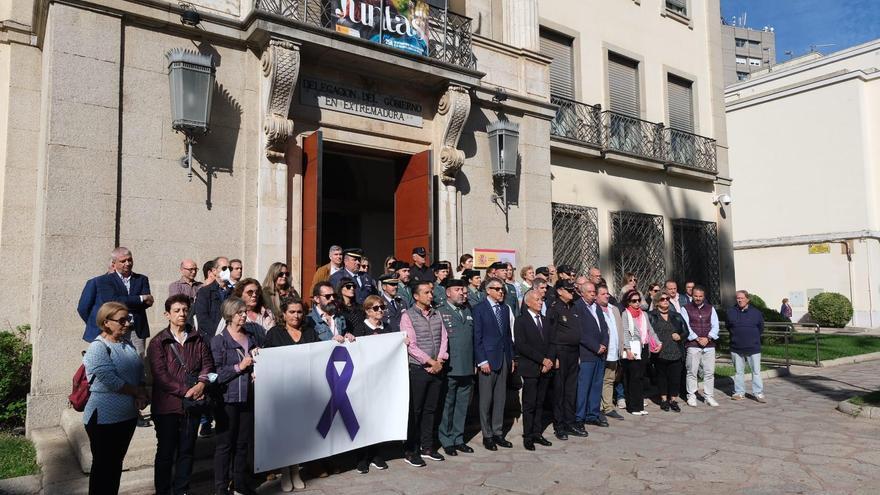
left=69, top=343, right=110, bottom=412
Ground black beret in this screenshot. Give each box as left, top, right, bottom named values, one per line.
left=555, top=279, right=576, bottom=291
left=535, top=266, right=550, bottom=276
left=488, top=261, right=507, bottom=270
left=557, top=264, right=575, bottom=275
left=445, top=279, right=467, bottom=288
left=392, top=261, right=411, bottom=270
left=412, top=247, right=427, bottom=256
left=462, top=269, right=481, bottom=280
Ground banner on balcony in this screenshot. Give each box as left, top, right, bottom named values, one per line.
left=253, top=333, right=409, bottom=472
left=332, top=0, right=430, bottom=57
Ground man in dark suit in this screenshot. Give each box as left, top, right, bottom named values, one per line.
left=378, top=274, right=404, bottom=331
left=472, top=277, right=515, bottom=451
left=78, top=261, right=113, bottom=342
left=95, top=247, right=153, bottom=355
left=193, top=258, right=231, bottom=339
left=514, top=290, right=556, bottom=450
left=329, top=248, right=376, bottom=304
left=410, top=247, right=434, bottom=283
left=574, top=281, right=610, bottom=429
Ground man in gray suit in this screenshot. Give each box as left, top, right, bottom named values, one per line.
left=437, top=279, right=476, bottom=456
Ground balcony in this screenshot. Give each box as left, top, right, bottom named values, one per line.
left=601, top=110, right=665, bottom=164
left=253, top=0, right=476, bottom=71
left=549, top=96, right=602, bottom=149
left=664, top=127, right=718, bottom=174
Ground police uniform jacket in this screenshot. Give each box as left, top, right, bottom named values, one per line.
left=397, top=282, right=414, bottom=308
left=436, top=302, right=474, bottom=377
left=467, top=286, right=484, bottom=307
left=546, top=299, right=581, bottom=349
left=329, top=268, right=376, bottom=304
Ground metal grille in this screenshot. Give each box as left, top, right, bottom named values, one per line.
left=602, top=110, right=665, bottom=162
left=550, top=96, right=602, bottom=148
left=552, top=203, right=599, bottom=276
left=672, top=219, right=721, bottom=305
left=254, top=0, right=476, bottom=70
left=665, top=128, right=718, bottom=173
left=610, top=211, right=666, bottom=293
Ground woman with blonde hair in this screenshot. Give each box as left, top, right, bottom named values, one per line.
left=262, top=262, right=298, bottom=320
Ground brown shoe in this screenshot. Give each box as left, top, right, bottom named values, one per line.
left=731, top=394, right=745, bottom=401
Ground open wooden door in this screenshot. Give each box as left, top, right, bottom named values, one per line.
left=395, top=150, right=433, bottom=261
left=301, top=131, right=323, bottom=292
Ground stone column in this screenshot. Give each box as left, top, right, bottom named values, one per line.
left=257, top=39, right=300, bottom=277
left=502, top=0, right=540, bottom=51
left=436, top=85, right=471, bottom=263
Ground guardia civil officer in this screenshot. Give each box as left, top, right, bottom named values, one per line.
left=432, top=262, right=451, bottom=307
left=546, top=279, right=587, bottom=440
left=393, top=261, right=415, bottom=308
left=464, top=269, right=484, bottom=307
left=329, top=248, right=376, bottom=304
left=436, top=279, right=476, bottom=456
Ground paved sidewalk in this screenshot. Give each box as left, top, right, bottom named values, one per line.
left=35, top=361, right=880, bottom=494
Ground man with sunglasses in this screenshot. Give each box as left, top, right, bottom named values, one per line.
left=308, top=281, right=352, bottom=342
left=330, top=248, right=377, bottom=305
left=437, top=279, right=476, bottom=457
left=546, top=279, right=587, bottom=440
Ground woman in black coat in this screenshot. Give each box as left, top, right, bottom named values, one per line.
left=647, top=293, right=688, bottom=412
left=334, top=277, right=365, bottom=331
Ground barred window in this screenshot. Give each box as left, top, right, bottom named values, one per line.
left=672, top=219, right=721, bottom=305
left=610, top=211, right=666, bottom=293
left=552, top=203, right=599, bottom=276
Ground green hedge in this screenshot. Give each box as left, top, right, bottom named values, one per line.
left=808, top=292, right=853, bottom=328
left=0, top=326, right=31, bottom=429
left=749, top=293, right=767, bottom=309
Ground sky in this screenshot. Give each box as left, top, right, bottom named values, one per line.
left=721, top=0, right=880, bottom=60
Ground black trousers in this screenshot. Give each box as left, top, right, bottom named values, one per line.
left=407, top=365, right=443, bottom=453
left=521, top=375, right=550, bottom=439
left=622, top=347, right=649, bottom=413
left=153, top=412, right=201, bottom=495
left=214, top=400, right=254, bottom=493
left=653, top=356, right=683, bottom=399
left=553, top=347, right=579, bottom=430
left=85, top=413, right=137, bottom=495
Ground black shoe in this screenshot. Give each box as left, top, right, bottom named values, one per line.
left=586, top=419, right=609, bottom=427
left=534, top=436, right=553, bottom=447
left=669, top=401, right=681, bottom=413
left=567, top=425, right=588, bottom=437
left=356, top=460, right=370, bottom=474
left=404, top=452, right=426, bottom=467
left=198, top=423, right=214, bottom=438
left=606, top=410, right=625, bottom=420
left=493, top=436, right=513, bottom=448
left=660, top=400, right=670, bottom=412
left=421, top=449, right=445, bottom=461
left=371, top=457, right=388, bottom=470
left=523, top=438, right=535, bottom=451
left=442, top=446, right=458, bottom=456
left=483, top=437, right=497, bottom=451
left=554, top=430, right=568, bottom=441
left=455, top=444, right=474, bottom=453
left=137, top=416, right=152, bottom=428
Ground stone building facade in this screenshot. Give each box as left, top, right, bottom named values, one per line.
left=0, top=0, right=733, bottom=431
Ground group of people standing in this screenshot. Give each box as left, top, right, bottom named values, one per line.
left=76, top=244, right=767, bottom=495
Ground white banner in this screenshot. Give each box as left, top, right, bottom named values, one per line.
left=254, top=332, right=409, bottom=472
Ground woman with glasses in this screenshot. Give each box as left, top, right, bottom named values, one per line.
left=234, top=278, right=275, bottom=336
left=262, top=262, right=297, bottom=321
left=620, top=289, right=659, bottom=416
left=350, top=295, right=392, bottom=474
left=212, top=297, right=259, bottom=495
left=264, top=298, right=316, bottom=491
left=646, top=283, right=662, bottom=310
left=647, top=292, right=687, bottom=412
left=82, top=302, right=149, bottom=495
left=335, top=276, right=365, bottom=331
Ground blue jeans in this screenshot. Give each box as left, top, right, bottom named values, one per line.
left=575, top=359, right=605, bottom=422
left=732, top=352, right=763, bottom=396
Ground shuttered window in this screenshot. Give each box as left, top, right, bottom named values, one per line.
left=666, top=0, right=687, bottom=16
left=667, top=75, right=694, bottom=132
left=540, top=29, right=575, bottom=99
left=608, top=53, right=640, bottom=117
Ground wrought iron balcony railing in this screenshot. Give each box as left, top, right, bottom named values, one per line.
left=664, top=127, right=718, bottom=174
left=550, top=96, right=601, bottom=148
left=254, top=0, right=476, bottom=71
left=601, top=110, right=665, bottom=162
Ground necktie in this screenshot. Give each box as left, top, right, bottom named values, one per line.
left=536, top=314, right=544, bottom=339
left=494, top=304, right=504, bottom=331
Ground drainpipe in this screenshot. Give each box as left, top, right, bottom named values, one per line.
left=837, top=241, right=859, bottom=326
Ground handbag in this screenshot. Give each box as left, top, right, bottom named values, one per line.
left=168, top=342, right=213, bottom=413
left=69, top=343, right=110, bottom=412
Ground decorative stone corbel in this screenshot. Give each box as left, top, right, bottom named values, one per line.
left=437, top=85, right=472, bottom=185
left=261, top=39, right=300, bottom=161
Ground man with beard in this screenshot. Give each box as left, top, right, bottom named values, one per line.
left=308, top=281, right=354, bottom=342
left=394, top=261, right=415, bottom=308
left=437, top=279, right=476, bottom=457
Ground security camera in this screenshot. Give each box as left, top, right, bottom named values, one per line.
left=713, top=194, right=732, bottom=206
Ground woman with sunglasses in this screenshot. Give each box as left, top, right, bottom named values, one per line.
left=262, top=262, right=298, bottom=321
left=233, top=278, right=275, bottom=335
left=648, top=292, right=687, bottom=412
left=384, top=256, right=398, bottom=275
left=646, top=283, right=662, bottom=310
left=335, top=276, right=365, bottom=331
left=82, top=302, right=149, bottom=495
left=264, top=298, right=316, bottom=491
left=350, top=295, right=393, bottom=474
left=620, top=289, right=660, bottom=416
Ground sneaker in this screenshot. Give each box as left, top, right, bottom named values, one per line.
left=420, top=449, right=445, bottom=461
left=687, top=397, right=698, bottom=407
left=356, top=460, right=370, bottom=474
left=617, top=398, right=626, bottom=409
left=731, top=394, right=745, bottom=401
left=706, top=397, right=719, bottom=407
left=629, top=410, right=647, bottom=416
left=198, top=423, right=214, bottom=438
left=755, top=394, right=767, bottom=403
left=404, top=453, right=426, bottom=467
left=371, top=457, right=388, bottom=470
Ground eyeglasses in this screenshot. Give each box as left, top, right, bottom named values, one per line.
left=110, top=314, right=134, bottom=326
left=487, top=286, right=503, bottom=292
left=342, top=284, right=355, bottom=290
left=629, top=299, right=641, bottom=303
left=659, top=296, right=669, bottom=302
left=278, top=272, right=289, bottom=277
left=183, top=267, right=197, bottom=272
left=361, top=264, right=370, bottom=270
left=244, top=290, right=258, bottom=296
left=369, top=305, right=387, bottom=312
left=320, top=293, right=336, bottom=300
left=237, top=310, right=248, bottom=316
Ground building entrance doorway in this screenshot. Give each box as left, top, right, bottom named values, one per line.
left=300, top=131, right=433, bottom=288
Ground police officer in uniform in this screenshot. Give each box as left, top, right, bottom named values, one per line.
left=378, top=273, right=404, bottom=331
left=546, top=279, right=588, bottom=440
left=432, top=261, right=451, bottom=308
left=410, top=247, right=435, bottom=283
left=392, top=261, right=415, bottom=308
left=464, top=269, right=483, bottom=307
left=329, top=248, right=376, bottom=304
left=437, top=279, right=476, bottom=456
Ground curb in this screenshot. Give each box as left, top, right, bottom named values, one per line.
left=0, top=474, right=42, bottom=495
left=712, top=366, right=790, bottom=385
left=820, top=351, right=880, bottom=367
left=837, top=399, right=880, bottom=420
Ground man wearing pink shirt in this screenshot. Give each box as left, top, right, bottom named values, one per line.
left=399, top=280, right=449, bottom=466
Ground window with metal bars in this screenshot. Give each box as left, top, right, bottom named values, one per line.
left=610, top=211, right=666, bottom=294
left=672, top=219, right=721, bottom=305
left=552, top=203, right=600, bottom=276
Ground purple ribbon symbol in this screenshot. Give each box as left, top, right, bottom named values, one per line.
left=316, top=346, right=360, bottom=440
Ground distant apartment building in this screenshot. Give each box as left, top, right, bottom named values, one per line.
left=721, top=23, right=776, bottom=85
left=725, top=39, right=880, bottom=327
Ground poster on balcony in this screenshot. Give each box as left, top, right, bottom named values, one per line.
left=332, top=0, right=430, bottom=57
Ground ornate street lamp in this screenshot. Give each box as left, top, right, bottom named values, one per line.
left=166, top=48, right=215, bottom=181
left=487, top=119, right=519, bottom=231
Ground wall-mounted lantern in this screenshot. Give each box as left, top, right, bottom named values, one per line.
left=167, top=48, right=215, bottom=181
left=487, top=119, right=519, bottom=231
